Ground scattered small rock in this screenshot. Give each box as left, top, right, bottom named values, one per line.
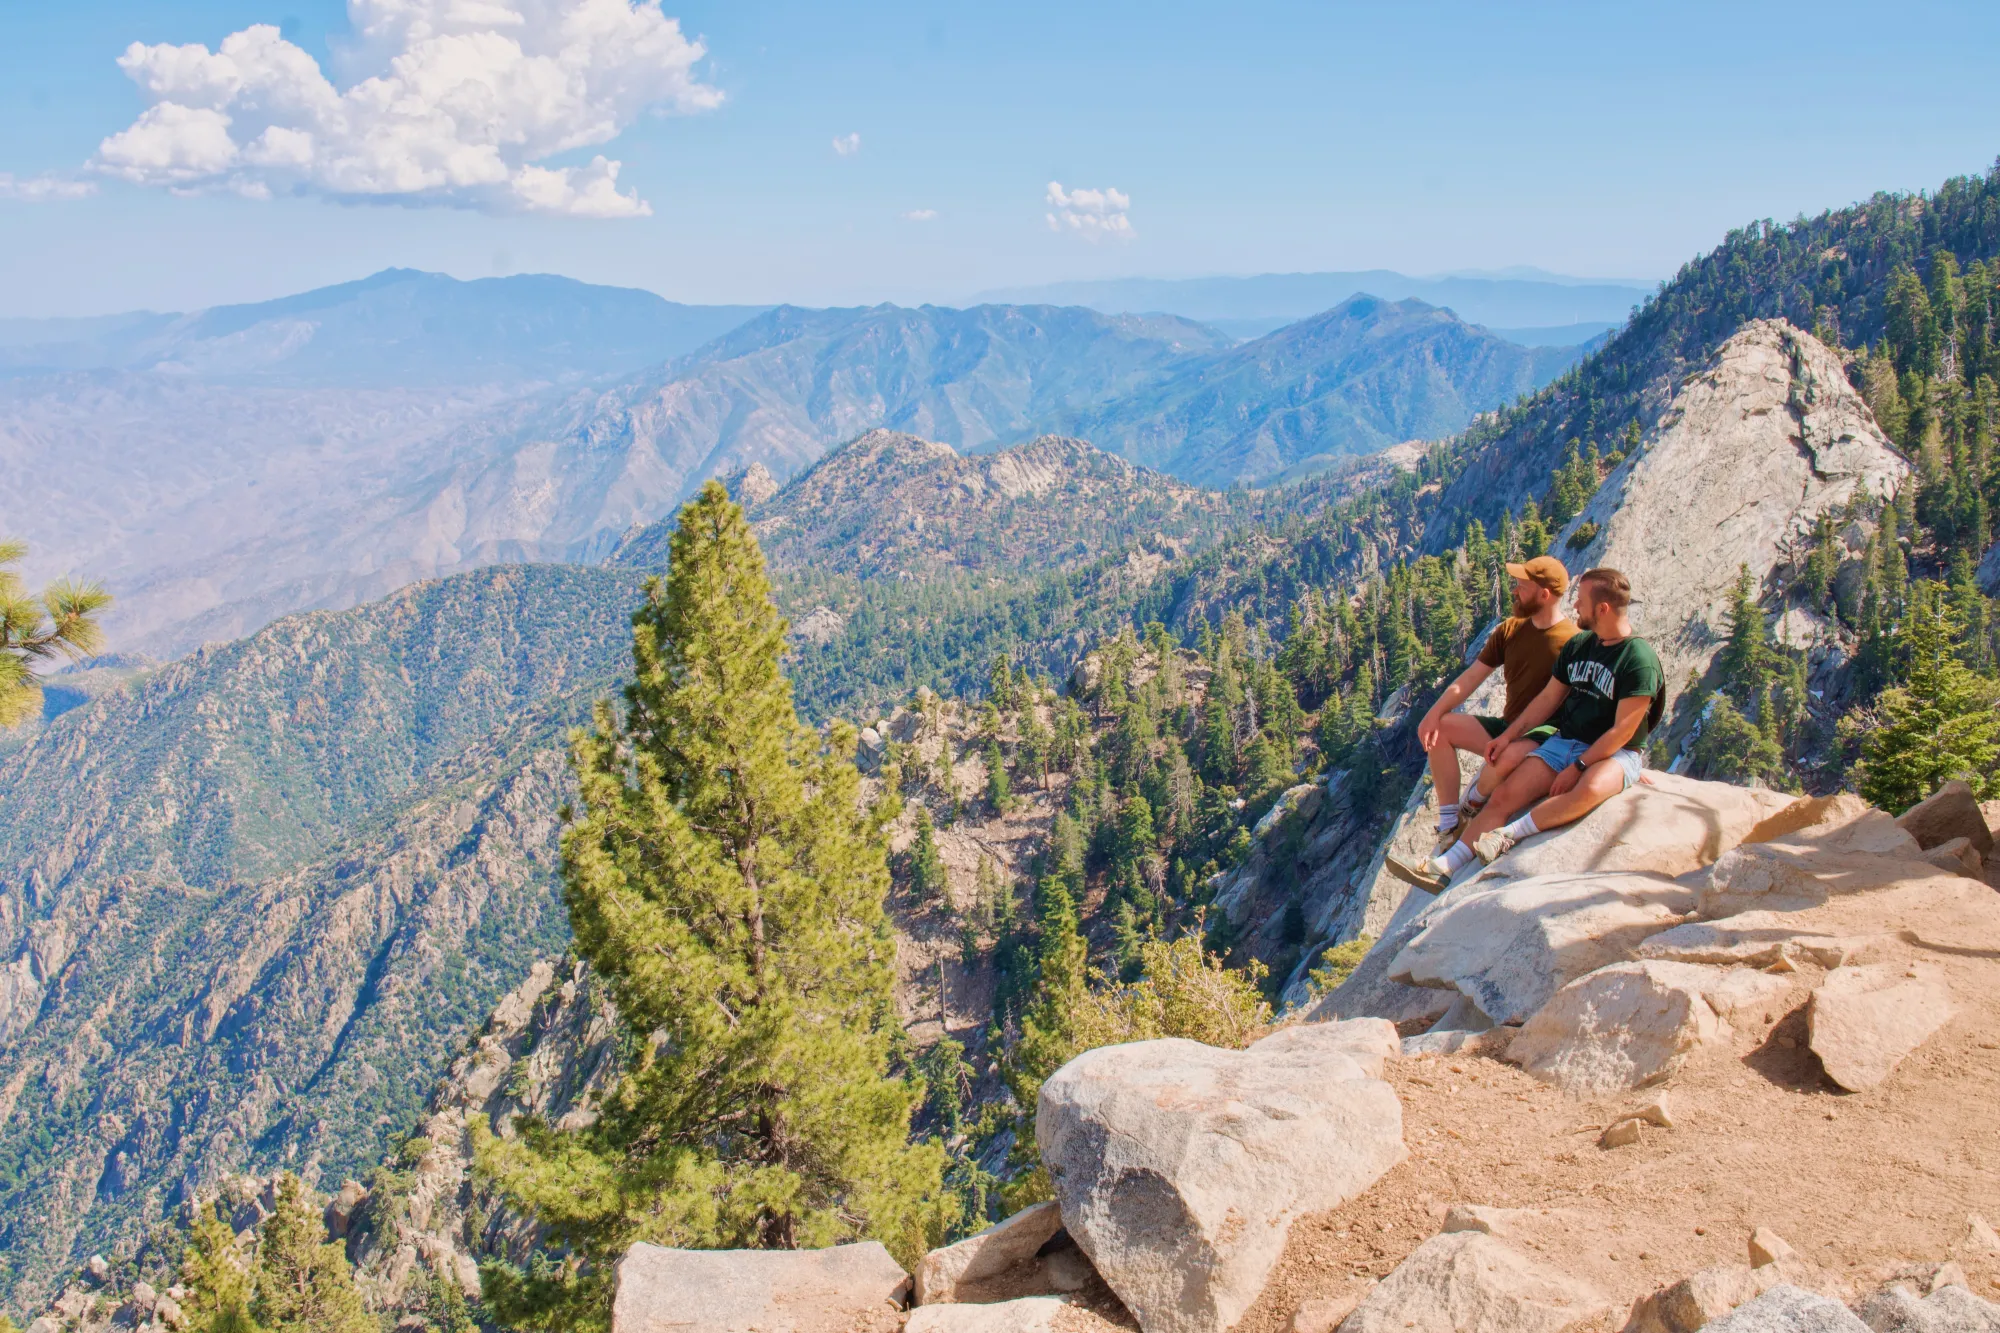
left=1634, top=1094, right=1674, bottom=1128
left=1601, top=1117, right=1644, bottom=1149
left=1751, top=1228, right=1798, bottom=1268
left=1288, top=1292, right=1365, bottom=1333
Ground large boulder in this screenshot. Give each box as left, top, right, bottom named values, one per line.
left=1694, top=844, right=1934, bottom=920
left=1260, top=1017, right=1401, bottom=1077
left=1506, top=960, right=1729, bottom=1095
left=1335, top=1231, right=1608, bottom=1333
left=1038, top=1026, right=1405, bottom=1333
left=1388, top=872, right=1695, bottom=1025
left=610, top=1242, right=909, bottom=1333
left=1895, top=780, right=1994, bottom=857
left=915, top=1202, right=1070, bottom=1305
left=1855, top=1281, right=2000, bottom=1333
left=1702, top=1284, right=1869, bottom=1333
left=1469, top=772, right=1795, bottom=888
left=1739, top=793, right=1919, bottom=858
left=1636, top=912, right=1888, bottom=971
left=1808, top=963, right=1955, bottom=1092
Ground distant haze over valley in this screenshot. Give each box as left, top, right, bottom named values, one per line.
left=975, top=267, right=1652, bottom=344
left=1, top=267, right=1593, bottom=662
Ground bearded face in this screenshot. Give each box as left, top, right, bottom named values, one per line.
left=1511, top=580, right=1546, bottom=618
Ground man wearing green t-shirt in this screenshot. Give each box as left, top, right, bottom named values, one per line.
left=1387, top=567, right=1665, bottom=892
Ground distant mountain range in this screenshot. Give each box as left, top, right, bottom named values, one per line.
left=973, top=268, right=1651, bottom=344
left=1, top=271, right=1587, bottom=659
left=0, top=268, right=766, bottom=386
left=1047, top=295, right=1584, bottom=485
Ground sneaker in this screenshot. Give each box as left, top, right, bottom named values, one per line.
left=1384, top=853, right=1451, bottom=894
left=1473, top=830, right=1517, bottom=865
left=1430, top=820, right=1464, bottom=856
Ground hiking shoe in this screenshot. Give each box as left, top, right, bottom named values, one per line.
left=1384, top=853, right=1451, bottom=894
left=1430, top=821, right=1465, bottom=856
left=1473, top=830, right=1517, bottom=865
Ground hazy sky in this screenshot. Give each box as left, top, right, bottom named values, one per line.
left=2, top=0, right=1997, bottom=316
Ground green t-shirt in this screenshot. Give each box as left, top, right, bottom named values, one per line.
left=1549, top=631, right=1666, bottom=748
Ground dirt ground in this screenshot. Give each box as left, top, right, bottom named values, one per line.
left=1232, top=881, right=2000, bottom=1331
left=1013, top=871, right=2000, bottom=1333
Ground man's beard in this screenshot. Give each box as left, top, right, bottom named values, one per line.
left=1512, top=593, right=1537, bottom=618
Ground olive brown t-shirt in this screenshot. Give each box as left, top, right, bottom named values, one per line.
left=1476, top=615, right=1581, bottom=722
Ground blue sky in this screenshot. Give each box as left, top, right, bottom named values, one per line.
left=1, top=0, right=1997, bottom=316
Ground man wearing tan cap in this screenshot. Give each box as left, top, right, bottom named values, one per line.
left=1389, top=566, right=1666, bottom=893
left=1409, top=554, right=1578, bottom=854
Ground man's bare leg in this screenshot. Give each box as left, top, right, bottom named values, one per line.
left=1386, top=755, right=1557, bottom=892
left=1454, top=755, right=1559, bottom=849
left=1515, top=757, right=1629, bottom=832
left=1472, top=738, right=1543, bottom=805
left=1425, top=713, right=1498, bottom=819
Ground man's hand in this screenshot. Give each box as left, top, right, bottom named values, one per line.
left=1484, top=733, right=1513, bottom=765
left=1549, top=762, right=1582, bottom=796
left=1418, top=711, right=1443, bottom=750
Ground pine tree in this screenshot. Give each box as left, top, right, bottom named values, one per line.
left=1856, top=582, right=2000, bottom=812
left=251, top=1175, right=372, bottom=1333
left=983, top=739, right=1012, bottom=813
left=475, top=482, right=944, bottom=1330
left=910, top=806, right=949, bottom=902
left=1004, top=879, right=1090, bottom=1136
left=0, top=540, right=110, bottom=729
left=180, top=1202, right=259, bottom=1333
left=1716, top=564, right=1770, bottom=708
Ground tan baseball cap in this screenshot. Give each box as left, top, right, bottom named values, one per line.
left=1504, top=556, right=1570, bottom=596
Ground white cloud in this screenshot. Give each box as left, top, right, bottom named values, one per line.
left=91, top=1, right=722, bottom=217
left=901, top=208, right=937, bottom=222
left=832, top=132, right=861, bottom=158
left=0, top=173, right=98, bottom=202
left=1045, top=180, right=1132, bottom=241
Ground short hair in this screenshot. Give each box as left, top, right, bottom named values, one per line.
left=1577, top=567, right=1632, bottom=610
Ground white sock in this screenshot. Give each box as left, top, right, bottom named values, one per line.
left=1464, top=782, right=1485, bottom=807
left=1436, top=802, right=1459, bottom=831
left=1502, top=812, right=1540, bottom=841
left=1429, top=842, right=1476, bottom=876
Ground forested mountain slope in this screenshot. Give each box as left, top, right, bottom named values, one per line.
left=0, top=565, right=644, bottom=1306
left=1055, top=296, right=1583, bottom=485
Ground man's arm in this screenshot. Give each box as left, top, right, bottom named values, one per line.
left=1417, top=661, right=1494, bottom=748
left=1548, top=695, right=1652, bottom=795
left=1485, top=676, right=1567, bottom=761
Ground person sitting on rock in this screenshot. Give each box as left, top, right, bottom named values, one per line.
left=1413, top=555, right=1578, bottom=853
left=1388, top=566, right=1665, bottom=892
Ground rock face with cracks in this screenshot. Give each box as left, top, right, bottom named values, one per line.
left=1388, top=872, right=1695, bottom=1025
left=1037, top=1024, right=1405, bottom=1333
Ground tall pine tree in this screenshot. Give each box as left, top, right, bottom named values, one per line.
left=476, top=482, right=944, bottom=1330
left=1856, top=582, right=2000, bottom=812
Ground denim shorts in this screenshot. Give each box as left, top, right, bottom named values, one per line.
left=1531, top=735, right=1645, bottom=790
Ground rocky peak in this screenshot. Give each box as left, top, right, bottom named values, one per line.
left=1559, top=319, right=1906, bottom=692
